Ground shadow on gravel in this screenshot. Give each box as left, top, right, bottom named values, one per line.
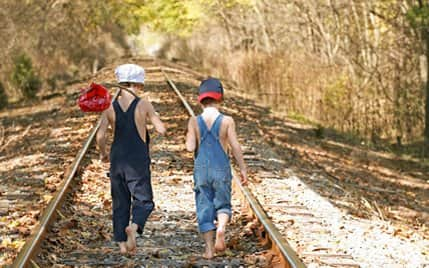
left=169, top=79, right=429, bottom=236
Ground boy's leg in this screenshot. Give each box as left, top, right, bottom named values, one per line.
left=194, top=170, right=217, bottom=258
left=202, top=230, right=215, bottom=259
left=131, top=200, right=154, bottom=233
left=213, top=175, right=232, bottom=253
left=110, top=170, right=132, bottom=253
left=125, top=223, right=138, bottom=253
left=127, top=200, right=154, bottom=252
left=126, top=165, right=154, bottom=252
left=118, top=242, right=127, bottom=254
left=215, top=213, right=229, bottom=252
left=196, top=187, right=217, bottom=258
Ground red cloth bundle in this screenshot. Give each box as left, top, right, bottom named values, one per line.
left=78, top=83, right=111, bottom=112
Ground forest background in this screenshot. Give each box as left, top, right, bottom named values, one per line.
left=1, top=0, right=428, bottom=157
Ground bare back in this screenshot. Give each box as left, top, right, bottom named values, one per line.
left=192, top=114, right=233, bottom=153
left=185, top=106, right=247, bottom=185
left=105, top=95, right=146, bottom=143
left=102, top=92, right=165, bottom=144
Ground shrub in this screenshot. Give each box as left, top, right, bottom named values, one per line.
left=11, top=53, right=42, bottom=99
left=0, top=82, right=7, bottom=109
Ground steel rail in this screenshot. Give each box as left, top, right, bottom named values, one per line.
left=12, top=89, right=121, bottom=268
left=161, top=68, right=306, bottom=268
left=232, top=170, right=305, bottom=268
left=161, top=68, right=195, bottom=117
left=13, top=65, right=305, bottom=267
left=12, top=74, right=192, bottom=267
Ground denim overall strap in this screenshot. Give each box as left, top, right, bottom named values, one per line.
left=193, top=113, right=232, bottom=233
left=113, top=97, right=139, bottom=118
left=197, top=114, right=223, bottom=142
left=197, top=115, right=209, bottom=143
left=110, top=96, right=154, bottom=241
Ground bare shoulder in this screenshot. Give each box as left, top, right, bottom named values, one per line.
left=137, top=99, right=153, bottom=111
left=137, top=98, right=151, bottom=107
left=104, top=105, right=114, bottom=121
left=188, top=116, right=197, bottom=126
left=222, top=115, right=235, bottom=126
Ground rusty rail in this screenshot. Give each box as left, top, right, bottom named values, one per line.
left=160, top=68, right=195, bottom=117
left=14, top=66, right=305, bottom=267
left=12, top=89, right=121, bottom=268
left=161, top=68, right=306, bottom=268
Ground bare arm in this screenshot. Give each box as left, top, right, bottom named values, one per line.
left=147, top=101, right=166, bottom=135
left=96, top=112, right=109, bottom=162
left=185, top=117, right=197, bottom=152
left=227, top=118, right=248, bottom=184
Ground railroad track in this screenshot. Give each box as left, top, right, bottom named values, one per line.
left=11, top=60, right=305, bottom=267
left=162, top=68, right=362, bottom=268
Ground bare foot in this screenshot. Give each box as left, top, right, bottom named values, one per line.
left=215, top=228, right=226, bottom=252
left=125, top=224, right=138, bottom=253
left=202, top=230, right=215, bottom=259
left=203, top=247, right=214, bottom=259
left=119, top=242, right=127, bottom=255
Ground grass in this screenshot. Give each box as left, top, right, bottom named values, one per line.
left=285, top=111, right=429, bottom=163
left=287, top=111, right=319, bottom=126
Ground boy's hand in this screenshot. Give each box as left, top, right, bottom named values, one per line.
left=240, top=169, right=248, bottom=186
left=100, top=152, right=109, bottom=163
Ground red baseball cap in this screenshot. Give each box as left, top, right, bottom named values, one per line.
left=198, top=78, right=223, bottom=102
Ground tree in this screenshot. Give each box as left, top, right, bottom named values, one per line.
left=0, top=82, right=7, bottom=109
left=11, top=54, right=41, bottom=99
left=407, top=1, right=429, bottom=151
left=162, top=0, right=428, bottom=145
left=423, top=17, right=429, bottom=152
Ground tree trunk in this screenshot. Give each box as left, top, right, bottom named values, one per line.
left=252, top=2, right=272, bottom=53
left=425, top=30, right=429, bottom=151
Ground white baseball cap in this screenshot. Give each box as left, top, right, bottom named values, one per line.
left=115, top=64, right=145, bottom=84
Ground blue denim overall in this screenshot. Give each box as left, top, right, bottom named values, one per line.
left=109, top=97, right=154, bottom=242
left=194, top=114, right=232, bottom=233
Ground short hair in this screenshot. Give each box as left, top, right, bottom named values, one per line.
left=119, top=82, right=143, bottom=88
left=200, top=97, right=220, bottom=106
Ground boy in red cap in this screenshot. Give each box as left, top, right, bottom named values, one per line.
left=97, top=64, right=166, bottom=254
left=185, top=77, right=248, bottom=259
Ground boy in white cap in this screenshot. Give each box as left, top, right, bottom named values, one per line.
left=185, top=77, right=248, bottom=259
left=96, top=63, right=166, bottom=254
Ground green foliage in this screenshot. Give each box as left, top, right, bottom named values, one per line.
left=104, top=0, right=201, bottom=36
left=105, top=0, right=252, bottom=36
left=0, top=81, right=8, bottom=109
left=139, top=0, right=202, bottom=36
left=11, top=53, right=41, bottom=99
left=323, top=75, right=349, bottom=110
left=200, top=0, right=253, bottom=9
left=288, top=112, right=318, bottom=126
left=406, top=4, right=429, bottom=29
